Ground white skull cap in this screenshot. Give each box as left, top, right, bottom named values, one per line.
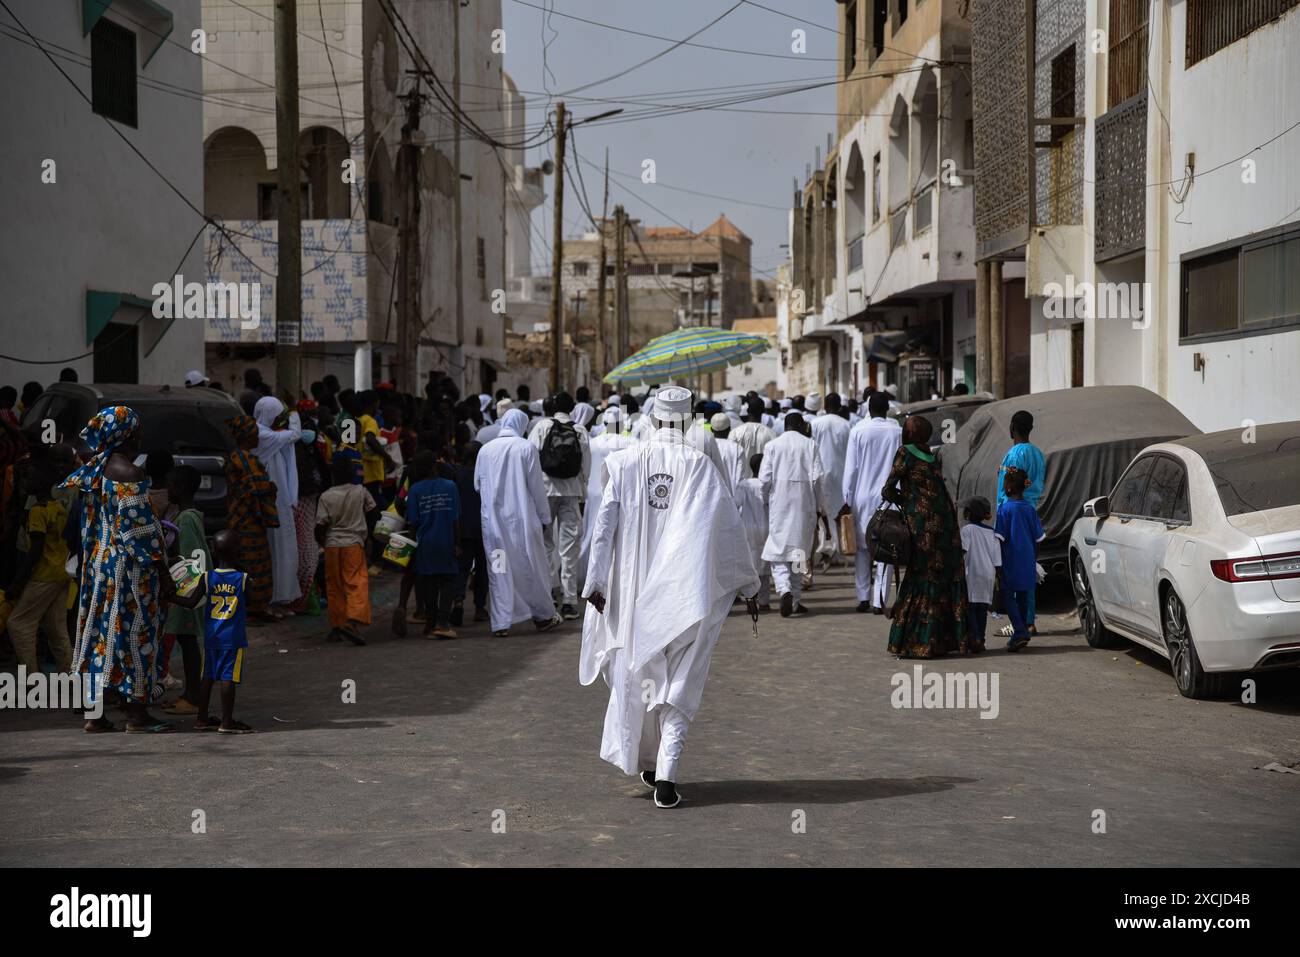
left=653, top=385, right=693, bottom=421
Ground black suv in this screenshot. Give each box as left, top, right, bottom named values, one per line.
left=21, top=383, right=242, bottom=533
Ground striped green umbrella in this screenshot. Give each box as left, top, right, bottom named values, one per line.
left=603, top=325, right=771, bottom=385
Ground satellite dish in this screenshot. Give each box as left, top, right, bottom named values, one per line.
left=540, top=159, right=555, bottom=175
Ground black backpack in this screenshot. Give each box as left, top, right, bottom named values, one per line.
left=539, top=420, right=582, bottom=478
left=866, top=504, right=912, bottom=566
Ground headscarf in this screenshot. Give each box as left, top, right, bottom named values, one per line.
left=479, top=394, right=492, bottom=413
left=61, top=405, right=140, bottom=493
left=229, top=413, right=259, bottom=446
left=571, top=402, right=595, bottom=429
left=500, top=409, right=528, bottom=437
left=254, top=395, right=285, bottom=429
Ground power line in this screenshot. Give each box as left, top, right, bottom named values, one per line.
left=561, top=1, right=747, bottom=96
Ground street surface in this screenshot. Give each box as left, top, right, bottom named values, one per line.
left=2, top=566, right=1298, bottom=867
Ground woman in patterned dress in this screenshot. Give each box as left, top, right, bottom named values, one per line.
left=881, top=416, right=972, bottom=658
left=225, top=414, right=279, bottom=621
left=63, top=406, right=178, bottom=733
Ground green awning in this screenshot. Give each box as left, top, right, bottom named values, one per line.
left=85, top=290, right=152, bottom=345
left=83, top=0, right=174, bottom=67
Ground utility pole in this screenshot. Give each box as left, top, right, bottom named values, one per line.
left=705, top=272, right=715, bottom=397
left=549, top=101, right=568, bottom=392
left=273, top=0, right=301, bottom=399
left=452, top=0, right=464, bottom=396
left=613, top=204, right=628, bottom=361
left=595, top=147, right=609, bottom=385
left=397, top=82, right=423, bottom=395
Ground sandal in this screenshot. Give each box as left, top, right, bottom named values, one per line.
left=124, top=721, right=175, bottom=734
left=83, top=718, right=116, bottom=734
left=218, top=720, right=255, bottom=734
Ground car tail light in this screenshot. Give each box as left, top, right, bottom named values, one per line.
left=1211, top=552, right=1300, bottom=582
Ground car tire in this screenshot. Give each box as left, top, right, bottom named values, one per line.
left=1163, top=587, right=1230, bottom=700
left=1070, top=552, right=1123, bottom=649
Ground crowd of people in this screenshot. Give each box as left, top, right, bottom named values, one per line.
left=1, top=368, right=1047, bottom=799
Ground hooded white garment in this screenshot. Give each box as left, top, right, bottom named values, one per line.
left=711, top=432, right=746, bottom=493
left=474, top=410, right=555, bottom=631
left=685, top=420, right=728, bottom=491
left=571, top=402, right=595, bottom=429
left=758, top=429, right=825, bottom=563
left=809, top=411, right=851, bottom=517
left=842, top=415, right=903, bottom=543
left=579, top=425, right=633, bottom=580
left=580, top=427, right=759, bottom=776
left=730, top=419, right=775, bottom=477
left=252, top=396, right=302, bottom=604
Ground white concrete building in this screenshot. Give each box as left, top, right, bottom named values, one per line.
left=201, top=0, right=508, bottom=397
left=0, top=0, right=205, bottom=387
left=501, top=73, right=551, bottom=336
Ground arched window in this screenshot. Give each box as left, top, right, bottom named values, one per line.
left=204, top=126, right=269, bottom=220
left=299, top=126, right=352, bottom=219
left=844, top=144, right=866, bottom=271
left=888, top=96, right=910, bottom=246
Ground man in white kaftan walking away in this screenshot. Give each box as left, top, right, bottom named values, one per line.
left=808, top=393, right=851, bottom=569
left=581, top=386, right=760, bottom=809
left=579, top=408, right=632, bottom=586
left=708, top=413, right=746, bottom=494
left=840, top=392, right=903, bottom=613
left=474, top=409, right=562, bottom=637
left=529, top=391, right=592, bottom=621
left=730, top=398, right=775, bottom=478
left=759, top=412, right=826, bottom=618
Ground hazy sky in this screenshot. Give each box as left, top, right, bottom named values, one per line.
left=498, top=0, right=840, bottom=280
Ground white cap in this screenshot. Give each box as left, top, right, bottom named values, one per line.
left=608, top=394, right=621, bottom=406
left=652, top=385, right=692, bottom=422
left=496, top=398, right=513, bottom=418
left=529, top=399, right=544, bottom=415
left=184, top=370, right=209, bottom=387
left=779, top=397, right=792, bottom=409
left=806, top=392, right=823, bottom=412
left=601, top=407, right=621, bottom=425
left=723, top=395, right=741, bottom=412
left=709, top=412, right=731, bottom=432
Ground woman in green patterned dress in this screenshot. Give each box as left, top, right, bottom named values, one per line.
left=881, top=416, right=973, bottom=657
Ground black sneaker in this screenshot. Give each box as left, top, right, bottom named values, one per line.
left=534, top=615, right=562, bottom=632
left=639, top=770, right=656, bottom=790
left=857, top=600, right=871, bottom=613
left=492, top=629, right=510, bottom=637
left=654, top=781, right=681, bottom=809
left=780, top=593, right=793, bottom=618
left=560, top=603, right=579, bottom=621
left=449, top=603, right=464, bottom=627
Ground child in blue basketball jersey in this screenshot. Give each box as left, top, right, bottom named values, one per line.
left=170, top=529, right=254, bottom=733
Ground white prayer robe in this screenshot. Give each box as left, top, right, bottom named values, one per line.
left=712, top=435, right=746, bottom=493
left=686, top=421, right=728, bottom=490
left=579, top=430, right=633, bottom=577
left=842, top=416, right=903, bottom=543
left=473, top=414, right=556, bottom=631
left=252, top=398, right=301, bottom=605
left=809, top=412, right=851, bottom=518
left=580, top=428, right=759, bottom=778
left=734, top=476, right=769, bottom=583
left=758, top=430, right=825, bottom=563
left=730, top=420, right=775, bottom=477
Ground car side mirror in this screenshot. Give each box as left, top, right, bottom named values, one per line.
left=1082, top=495, right=1109, bottom=519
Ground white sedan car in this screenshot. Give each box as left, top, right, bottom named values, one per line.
left=1068, top=422, right=1300, bottom=698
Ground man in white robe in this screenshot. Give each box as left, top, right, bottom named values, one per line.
left=579, top=408, right=632, bottom=578
left=809, top=393, right=851, bottom=567
left=759, top=412, right=825, bottom=617
left=252, top=396, right=302, bottom=607
left=474, top=409, right=561, bottom=636
left=730, top=398, right=775, bottom=478
left=734, top=456, right=770, bottom=609
left=685, top=418, right=728, bottom=487
left=840, top=392, right=903, bottom=613
left=581, top=386, right=759, bottom=809
left=708, top=413, right=746, bottom=493
left=529, top=391, right=591, bottom=620
left=474, top=398, right=515, bottom=445
left=722, top=394, right=743, bottom=429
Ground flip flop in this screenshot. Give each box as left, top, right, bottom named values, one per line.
left=193, top=717, right=221, bottom=732
left=83, top=718, right=116, bottom=734
left=218, top=721, right=255, bottom=734
left=124, top=721, right=175, bottom=734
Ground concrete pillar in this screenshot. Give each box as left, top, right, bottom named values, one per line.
left=990, top=261, right=1005, bottom=399
left=975, top=260, right=991, bottom=393
left=354, top=342, right=373, bottom=391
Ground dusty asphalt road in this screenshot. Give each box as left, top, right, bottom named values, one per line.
left=2, top=566, right=1297, bottom=867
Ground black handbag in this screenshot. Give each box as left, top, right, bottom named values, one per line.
left=866, top=503, right=912, bottom=566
